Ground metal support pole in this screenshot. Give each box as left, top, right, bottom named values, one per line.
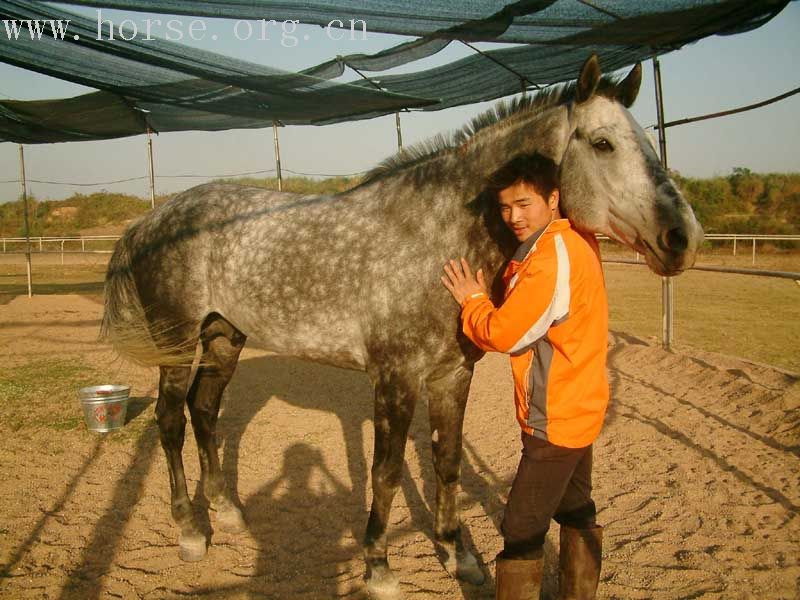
left=395, top=112, right=403, bottom=151
left=19, top=144, right=32, bottom=298
left=752, top=238, right=756, bottom=265
left=652, top=56, right=674, bottom=350
left=345, top=61, right=408, bottom=153
left=733, top=235, right=737, bottom=256
left=146, top=127, right=156, bottom=210
left=272, top=121, right=283, bottom=192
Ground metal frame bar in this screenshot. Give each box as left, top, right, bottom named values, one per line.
left=659, top=85, right=800, bottom=130
left=272, top=120, right=283, bottom=191
left=395, top=112, right=403, bottom=150
left=146, top=127, right=156, bottom=209
left=19, top=144, right=32, bottom=297
left=347, top=62, right=405, bottom=151
left=459, top=40, right=537, bottom=92
left=652, top=55, right=674, bottom=351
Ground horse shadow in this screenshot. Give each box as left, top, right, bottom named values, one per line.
left=124, top=396, right=155, bottom=424
left=218, top=352, right=508, bottom=598
left=46, top=351, right=537, bottom=599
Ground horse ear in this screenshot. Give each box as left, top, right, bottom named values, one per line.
left=576, top=54, right=601, bottom=103
left=618, top=62, right=642, bottom=107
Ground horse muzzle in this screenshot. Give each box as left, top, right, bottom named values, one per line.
left=643, top=221, right=703, bottom=276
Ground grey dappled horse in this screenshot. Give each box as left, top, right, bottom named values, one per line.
left=102, top=56, right=702, bottom=596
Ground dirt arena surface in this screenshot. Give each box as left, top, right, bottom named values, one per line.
left=0, top=295, right=798, bottom=599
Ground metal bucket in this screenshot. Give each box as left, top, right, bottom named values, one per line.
left=78, top=384, right=130, bottom=432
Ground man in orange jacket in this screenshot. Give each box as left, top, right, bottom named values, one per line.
left=442, top=155, right=608, bottom=600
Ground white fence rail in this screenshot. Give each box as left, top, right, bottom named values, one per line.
left=597, top=233, right=800, bottom=266
left=1, top=235, right=119, bottom=253
left=1, top=235, right=118, bottom=266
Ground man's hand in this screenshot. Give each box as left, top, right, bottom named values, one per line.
left=441, top=257, right=488, bottom=305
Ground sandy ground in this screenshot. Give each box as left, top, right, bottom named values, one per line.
left=0, top=295, right=798, bottom=599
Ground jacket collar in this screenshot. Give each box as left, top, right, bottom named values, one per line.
left=512, top=218, right=571, bottom=263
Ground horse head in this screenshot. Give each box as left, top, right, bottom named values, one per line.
left=558, top=55, right=704, bottom=276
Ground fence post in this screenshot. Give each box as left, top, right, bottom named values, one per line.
left=652, top=55, right=674, bottom=351
left=752, top=238, right=756, bottom=265
left=61, top=240, right=65, bottom=265
left=81, top=237, right=85, bottom=252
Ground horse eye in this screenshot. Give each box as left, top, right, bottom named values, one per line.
left=593, top=139, right=613, bottom=152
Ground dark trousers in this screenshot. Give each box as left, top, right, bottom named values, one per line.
left=501, top=432, right=597, bottom=559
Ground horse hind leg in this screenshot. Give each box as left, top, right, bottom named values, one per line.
left=156, top=364, right=208, bottom=561
left=186, top=314, right=247, bottom=535
left=427, top=366, right=485, bottom=585
left=364, top=371, right=418, bottom=598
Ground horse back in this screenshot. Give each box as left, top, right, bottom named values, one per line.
left=123, top=181, right=489, bottom=373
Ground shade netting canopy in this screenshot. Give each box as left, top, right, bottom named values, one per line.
left=0, top=0, right=790, bottom=143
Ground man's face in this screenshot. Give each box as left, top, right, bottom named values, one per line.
left=497, top=181, right=558, bottom=243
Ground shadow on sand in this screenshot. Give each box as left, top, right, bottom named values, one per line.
left=36, top=352, right=516, bottom=599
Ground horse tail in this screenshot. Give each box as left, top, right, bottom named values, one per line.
left=101, top=230, right=196, bottom=367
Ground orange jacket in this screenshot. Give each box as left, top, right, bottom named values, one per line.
left=461, top=219, right=609, bottom=448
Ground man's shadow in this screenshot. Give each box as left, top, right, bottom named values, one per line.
left=220, top=354, right=373, bottom=548
left=214, top=353, right=508, bottom=598
left=245, top=442, right=356, bottom=598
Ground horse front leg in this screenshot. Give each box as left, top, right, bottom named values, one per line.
left=427, top=365, right=485, bottom=585
left=364, top=372, right=417, bottom=598
left=156, top=365, right=207, bottom=561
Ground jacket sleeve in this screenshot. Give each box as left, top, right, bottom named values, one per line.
left=460, top=254, right=562, bottom=354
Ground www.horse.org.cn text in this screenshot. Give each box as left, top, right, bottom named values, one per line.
left=2, top=11, right=369, bottom=47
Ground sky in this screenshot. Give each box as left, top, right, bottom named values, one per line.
left=0, top=2, right=798, bottom=202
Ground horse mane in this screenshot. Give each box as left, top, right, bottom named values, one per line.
left=361, top=73, right=627, bottom=186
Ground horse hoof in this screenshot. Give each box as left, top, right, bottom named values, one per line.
left=366, top=564, right=401, bottom=599
left=439, top=544, right=485, bottom=586
left=178, top=531, right=207, bottom=562
left=455, top=551, right=485, bottom=585
left=216, top=507, right=246, bottom=534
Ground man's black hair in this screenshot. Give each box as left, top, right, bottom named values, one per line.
left=488, top=153, right=559, bottom=200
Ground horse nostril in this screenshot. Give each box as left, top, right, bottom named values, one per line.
left=664, top=227, right=688, bottom=253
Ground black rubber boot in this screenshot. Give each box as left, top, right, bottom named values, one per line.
left=495, top=554, right=543, bottom=600
left=558, top=525, right=603, bottom=599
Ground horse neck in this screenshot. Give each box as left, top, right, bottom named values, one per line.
left=342, top=104, right=572, bottom=274
left=455, top=104, right=572, bottom=198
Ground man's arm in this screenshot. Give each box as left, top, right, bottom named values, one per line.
left=460, top=259, right=559, bottom=353
left=442, top=255, right=564, bottom=354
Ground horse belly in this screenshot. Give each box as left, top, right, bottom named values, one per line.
left=215, top=293, right=367, bottom=371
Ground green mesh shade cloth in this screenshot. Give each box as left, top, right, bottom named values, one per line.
left=60, top=0, right=788, bottom=42
left=0, top=0, right=790, bottom=142
left=0, top=0, right=439, bottom=142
